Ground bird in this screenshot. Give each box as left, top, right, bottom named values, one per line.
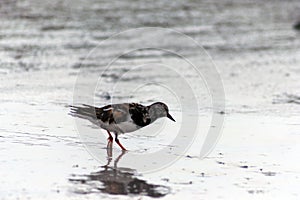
left=69, top=102, right=175, bottom=151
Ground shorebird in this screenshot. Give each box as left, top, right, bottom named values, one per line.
left=70, top=102, right=175, bottom=151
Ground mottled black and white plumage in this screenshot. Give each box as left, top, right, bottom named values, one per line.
left=70, top=102, right=175, bottom=150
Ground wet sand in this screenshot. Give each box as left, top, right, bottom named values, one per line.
left=1, top=0, right=300, bottom=199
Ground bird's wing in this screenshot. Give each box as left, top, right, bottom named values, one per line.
left=69, top=103, right=151, bottom=128
left=128, top=103, right=151, bottom=127
left=69, top=104, right=129, bottom=125
left=95, top=103, right=130, bottom=124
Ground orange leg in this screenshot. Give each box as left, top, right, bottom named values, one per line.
left=107, top=131, right=113, bottom=143
left=115, top=137, right=127, bottom=151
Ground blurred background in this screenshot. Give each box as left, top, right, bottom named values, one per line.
left=0, top=0, right=299, bottom=70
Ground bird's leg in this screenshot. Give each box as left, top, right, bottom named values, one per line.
left=115, top=135, right=127, bottom=151
left=106, top=139, right=113, bottom=152
left=104, top=146, right=112, bottom=168
left=107, top=130, right=113, bottom=143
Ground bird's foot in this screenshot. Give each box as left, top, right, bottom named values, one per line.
left=115, top=138, right=127, bottom=151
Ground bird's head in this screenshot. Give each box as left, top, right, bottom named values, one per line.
left=148, top=102, right=175, bottom=122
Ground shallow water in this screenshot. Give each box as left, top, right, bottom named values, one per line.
left=1, top=0, right=300, bottom=199
left=69, top=150, right=171, bottom=197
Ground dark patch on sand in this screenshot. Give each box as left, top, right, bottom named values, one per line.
left=294, top=22, right=300, bottom=30
left=262, top=171, right=276, bottom=176
left=273, top=93, right=300, bottom=105
left=248, top=189, right=264, bottom=194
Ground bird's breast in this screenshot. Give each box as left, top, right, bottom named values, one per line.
left=116, top=121, right=141, bottom=133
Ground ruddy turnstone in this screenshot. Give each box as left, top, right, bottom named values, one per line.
left=70, top=102, right=175, bottom=151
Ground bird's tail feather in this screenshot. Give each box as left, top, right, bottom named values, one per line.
left=69, top=104, right=100, bottom=125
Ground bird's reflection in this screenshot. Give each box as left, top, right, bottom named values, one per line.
left=69, top=145, right=170, bottom=197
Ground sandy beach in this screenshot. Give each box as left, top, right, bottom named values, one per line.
left=1, top=0, right=300, bottom=199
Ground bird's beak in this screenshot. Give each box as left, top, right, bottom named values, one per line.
left=167, top=113, right=176, bottom=122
